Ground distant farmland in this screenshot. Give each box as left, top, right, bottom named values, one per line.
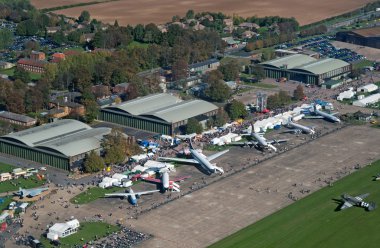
left=30, top=0, right=104, bottom=9
left=32, top=0, right=375, bottom=26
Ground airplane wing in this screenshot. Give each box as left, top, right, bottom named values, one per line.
left=173, top=175, right=191, bottom=182
left=207, top=149, right=229, bottom=162
left=142, top=177, right=162, bottom=184
left=340, top=201, right=353, bottom=210
left=28, top=188, right=48, bottom=197
left=331, top=112, right=339, bottom=116
left=158, top=157, right=199, bottom=164
left=303, top=116, right=324, bottom=119
left=269, top=139, right=288, bottom=144
left=105, top=193, right=133, bottom=198
left=135, top=189, right=160, bottom=196
left=229, top=141, right=258, bottom=147
left=356, top=193, right=370, bottom=201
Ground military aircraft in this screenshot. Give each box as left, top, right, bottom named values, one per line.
left=231, top=125, right=287, bottom=152
left=158, top=140, right=227, bottom=174
left=337, top=193, right=376, bottom=211
left=304, top=104, right=341, bottom=123
left=104, top=187, right=159, bottom=205
left=14, top=187, right=49, bottom=199
left=282, top=117, right=315, bottom=135
left=143, top=170, right=191, bottom=192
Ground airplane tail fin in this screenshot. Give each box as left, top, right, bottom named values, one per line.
left=368, top=202, right=377, bottom=211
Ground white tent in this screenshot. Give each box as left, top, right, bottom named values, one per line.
left=337, top=88, right=355, bottom=101
left=48, top=219, right=80, bottom=240
left=112, top=173, right=129, bottom=182
left=99, top=177, right=118, bottom=188
left=357, top=84, right=378, bottom=93
left=353, top=93, right=380, bottom=107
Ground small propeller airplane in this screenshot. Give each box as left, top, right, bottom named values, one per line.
left=336, top=193, right=376, bottom=211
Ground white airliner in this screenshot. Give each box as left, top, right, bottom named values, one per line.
left=285, top=117, right=315, bottom=135
left=304, top=104, right=341, bottom=123
left=232, top=125, right=287, bottom=152
left=158, top=141, right=227, bottom=174
left=143, top=170, right=191, bottom=192
left=104, top=187, right=159, bottom=205
left=176, top=133, right=197, bottom=140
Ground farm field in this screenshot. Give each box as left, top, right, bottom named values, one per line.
left=209, top=160, right=380, bottom=248
left=46, top=0, right=375, bottom=26
left=30, top=0, right=107, bottom=9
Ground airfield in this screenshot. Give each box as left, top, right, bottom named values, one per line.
left=30, top=0, right=374, bottom=25
left=8, top=123, right=380, bottom=248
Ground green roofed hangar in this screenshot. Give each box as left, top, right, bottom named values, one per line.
left=260, top=54, right=351, bottom=85
left=99, top=93, right=219, bottom=135
left=0, top=119, right=111, bottom=171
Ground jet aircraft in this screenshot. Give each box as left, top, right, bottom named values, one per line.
left=304, top=104, right=341, bottom=123
left=282, top=117, right=315, bottom=135
left=337, top=193, right=376, bottom=211
left=231, top=125, right=287, bottom=152
left=104, top=187, right=159, bottom=205
left=14, top=187, right=49, bottom=199
left=143, top=170, right=191, bottom=192
left=158, top=140, right=227, bottom=174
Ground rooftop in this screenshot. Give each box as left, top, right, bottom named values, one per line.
left=0, top=111, right=36, bottom=124
left=260, top=54, right=317, bottom=69
left=292, top=58, right=350, bottom=75
left=189, top=58, right=219, bottom=69
left=351, top=26, right=380, bottom=38
left=1, top=119, right=111, bottom=157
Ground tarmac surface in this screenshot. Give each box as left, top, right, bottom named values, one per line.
left=129, top=125, right=380, bottom=248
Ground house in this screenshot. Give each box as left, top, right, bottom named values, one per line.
left=239, top=22, right=260, bottom=30
left=241, top=30, right=257, bottom=39
left=47, top=219, right=80, bottom=240
left=189, top=58, right=220, bottom=74
left=223, top=18, right=233, bottom=27
left=48, top=100, right=85, bottom=117
left=223, top=26, right=234, bottom=33
left=112, top=83, right=130, bottom=95
left=51, top=53, right=65, bottom=63
left=199, top=14, right=214, bottom=22
left=157, top=24, right=168, bottom=33
left=91, top=85, right=111, bottom=99
left=46, top=26, right=61, bottom=34
left=63, top=50, right=81, bottom=57
left=0, top=61, right=14, bottom=69
left=80, top=33, right=95, bottom=43
left=0, top=111, right=37, bottom=126
left=171, top=22, right=186, bottom=29
left=17, top=59, right=47, bottom=73
left=30, top=51, right=45, bottom=61
left=192, top=23, right=205, bottom=31
left=222, top=37, right=241, bottom=48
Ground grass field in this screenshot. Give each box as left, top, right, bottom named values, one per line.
left=209, top=159, right=380, bottom=248
left=70, top=186, right=124, bottom=204
left=0, top=163, right=46, bottom=193
left=0, top=68, right=42, bottom=81
left=40, top=222, right=120, bottom=247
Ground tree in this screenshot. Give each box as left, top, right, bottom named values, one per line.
left=0, top=29, right=13, bottom=50
left=13, top=67, right=30, bottom=84
left=101, top=129, right=128, bottom=165
left=204, top=71, right=231, bottom=102
left=84, top=151, right=104, bottom=173
left=172, top=58, right=188, bottom=82
left=247, top=65, right=265, bottom=80
left=293, top=85, right=305, bottom=100
left=186, top=9, right=195, bottom=19
left=214, top=108, right=229, bottom=126
left=218, top=61, right=240, bottom=81
left=186, top=118, right=203, bottom=134
left=226, top=100, right=248, bottom=120
left=78, top=10, right=90, bottom=23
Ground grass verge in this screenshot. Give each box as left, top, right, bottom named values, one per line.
left=210, top=160, right=380, bottom=248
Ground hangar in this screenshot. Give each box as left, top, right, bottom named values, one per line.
left=336, top=27, right=380, bottom=49
left=0, top=119, right=111, bottom=171
left=99, top=93, right=219, bottom=135
left=260, top=54, right=351, bottom=85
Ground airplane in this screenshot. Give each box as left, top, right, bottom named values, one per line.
left=231, top=125, right=287, bottom=152
left=104, top=187, right=159, bottom=205
left=158, top=140, right=227, bottom=174
left=143, top=170, right=191, bottom=192
left=336, top=193, right=376, bottom=211
left=373, top=173, right=380, bottom=181
left=14, top=187, right=49, bottom=199
left=282, top=117, right=315, bottom=135
left=303, top=104, right=341, bottom=123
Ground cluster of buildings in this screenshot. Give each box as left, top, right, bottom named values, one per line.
left=16, top=51, right=67, bottom=74
left=260, top=54, right=352, bottom=85
left=0, top=167, right=40, bottom=182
